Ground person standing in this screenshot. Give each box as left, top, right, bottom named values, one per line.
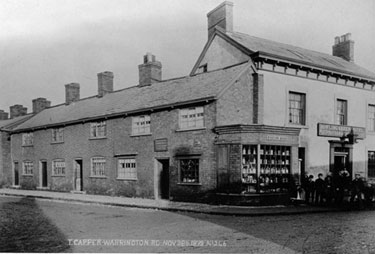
left=305, top=175, right=315, bottom=204
left=324, top=173, right=334, bottom=205
left=315, top=173, right=325, bottom=205
left=350, top=173, right=365, bottom=209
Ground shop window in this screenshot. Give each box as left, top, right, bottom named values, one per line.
left=179, top=107, right=204, bottom=130
left=52, top=159, right=66, bottom=176
left=90, top=121, right=106, bottom=138
left=336, top=99, right=347, bottom=125
left=117, top=158, right=137, bottom=180
left=22, top=133, right=34, bottom=146
left=289, top=92, right=306, bottom=125
left=179, top=158, right=199, bottom=183
left=52, top=128, right=64, bottom=143
left=22, top=161, right=34, bottom=175
left=132, top=115, right=151, bottom=135
left=241, top=145, right=291, bottom=194
left=91, top=157, right=106, bottom=177
left=368, top=105, right=375, bottom=132
left=368, top=151, right=375, bottom=178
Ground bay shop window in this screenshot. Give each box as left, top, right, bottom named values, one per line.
left=241, top=145, right=291, bottom=194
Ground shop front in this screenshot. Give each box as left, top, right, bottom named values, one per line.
left=214, top=125, right=301, bottom=205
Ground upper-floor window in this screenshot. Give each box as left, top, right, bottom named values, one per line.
left=368, top=105, right=375, bottom=132
left=368, top=151, right=375, bottom=178
left=52, top=128, right=64, bottom=143
left=289, top=92, right=306, bottom=125
left=22, top=161, right=34, bottom=175
left=132, top=115, right=151, bottom=135
left=336, top=99, right=347, bottom=125
left=117, top=158, right=137, bottom=180
left=91, top=157, right=106, bottom=177
left=90, top=121, right=106, bottom=138
left=22, top=133, right=34, bottom=146
left=179, top=107, right=204, bottom=129
left=52, top=159, right=66, bottom=176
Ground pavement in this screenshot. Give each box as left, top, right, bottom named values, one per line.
left=0, top=188, right=360, bottom=216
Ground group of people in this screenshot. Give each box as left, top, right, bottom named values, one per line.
left=298, top=169, right=374, bottom=207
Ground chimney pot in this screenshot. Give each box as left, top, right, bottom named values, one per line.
left=207, top=1, right=234, bottom=38
left=332, top=33, right=354, bottom=62
left=65, top=83, right=80, bottom=104
left=138, top=53, right=162, bottom=87
left=98, top=71, right=114, bottom=97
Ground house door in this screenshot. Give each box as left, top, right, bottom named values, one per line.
left=41, top=161, right=48, bottom=187
left=333, top=154, right=348, bottom=176
left=155, top=158, right=169, bottom=199
left=74, top=159, right=83, bottom=191
left=14, top=162, right=19, bottom=186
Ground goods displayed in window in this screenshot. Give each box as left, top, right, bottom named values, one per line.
left=241, top=145, right=291, bottom=194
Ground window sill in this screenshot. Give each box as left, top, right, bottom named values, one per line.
left=130, top=133, right=152, bottom=137
left=89, top=137, right=107, bottom=140
left=286, top=123, right=308, bottom=129
left=89, top=176, right=107, bottom=179
left=177, top=182, right=202, bottom=186
left=116, top=178, right=138, bottom=181
left=22, top=174, right=34, bottom=177
left=51, top=141, right=64, bottom=144
left=176, top=127, right=206, bottom=132
left=22, top=145, right=34, bottom=147
left=52, top=175, right=66, bottom=177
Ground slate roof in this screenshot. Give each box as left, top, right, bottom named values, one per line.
left=0, top=114, right=34, bottom=131
left=13, top=62, right=249, bottom=131
left=226, top=31, right=375, bottom=81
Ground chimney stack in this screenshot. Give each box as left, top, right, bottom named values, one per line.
left=0, top=110, right=9, bottom=120
left=9, top=105, right=27, bottom=119
left=207, top=1, right=233, bottom=39
left=98, top=71, right=114, bottom=97
left=138, top=53, right=162, bottom=87
left=332, top=33, right=354, bottom=62
left=32, top=97, right=51, bottom=114
left=65, top=83, right=80, bottom=104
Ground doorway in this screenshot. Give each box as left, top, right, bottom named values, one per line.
left=74, top=159, right=83, bottom=191
left=14, top=161, right=19, bottom=186
left=40, top=161, right=48, bottom=188
left=155, top=158, right=169, bottom=199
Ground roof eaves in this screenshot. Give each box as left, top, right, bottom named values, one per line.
left=254, top=51, right=375, bottom=83
left=11, top=96, right=217, bottom=134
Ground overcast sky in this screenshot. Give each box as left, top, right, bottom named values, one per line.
left=0, top=0, right=374, bottom=112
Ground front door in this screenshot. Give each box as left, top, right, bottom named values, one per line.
left=41, top=161, right=48, bottom=187
left=14, top=162, right=19, bottom=186
left=333, top=153, right=349, bottom=177
left=74, top=159, right=83, bottom=191
left=155, top=159, right=169, bottom=199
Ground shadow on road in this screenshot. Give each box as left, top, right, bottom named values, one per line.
left=0, top=197, right=71, bottom=252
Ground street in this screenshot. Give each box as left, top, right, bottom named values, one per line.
left=0, top=196, right=375, bottom=253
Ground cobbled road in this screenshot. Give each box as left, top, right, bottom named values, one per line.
left=1, top=196, right=375, bottom=253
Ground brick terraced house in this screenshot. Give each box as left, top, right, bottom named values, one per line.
left=5, top=2, right=375, bottom=205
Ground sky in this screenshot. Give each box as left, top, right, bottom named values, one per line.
left=0, top=0, right=374, bottom=112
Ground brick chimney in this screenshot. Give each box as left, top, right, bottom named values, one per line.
left=0, top=110, right=9, bottom=120
left=332, top=33, right=354, bottom=62
left=32, top=97, right=51, bottom=114
left=207, top=1, right=233, bottom=38
left=98, top=71, right=114, bottom=97
left=9, top=105, right=27, bottom=119
left=65, top=83, right=80, bottom=104
left=138, top=53, right=162, bottom=87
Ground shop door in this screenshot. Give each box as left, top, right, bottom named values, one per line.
left=333, top=154, right=348, bottom=177
left=41, top=161, right=48, bottom=187
left=74, top=159, right=83, bottom=191
left=14, top=162, right=19, bottom=186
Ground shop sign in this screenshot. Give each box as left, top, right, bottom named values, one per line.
left=154, top=138, right=168, bottom=152
left=263, top=134, right=297, bottom=143
left=317, top=123, right=365, bottom=139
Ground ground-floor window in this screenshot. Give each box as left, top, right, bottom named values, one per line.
left=117, top=158, right=137, bottom=180
left=91, top=157, right=106, bottom=177
left=242, top=145, right=291, bottom=193
left=368, top=151, right=375, bottom=178
left=179, top=158, right=199, bottom=183
left=22, top=161, right=34, bottom=175
left=52, top=159, right=66, bottom=176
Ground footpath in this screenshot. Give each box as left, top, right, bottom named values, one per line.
left=0, top=188, right=354, bottom=216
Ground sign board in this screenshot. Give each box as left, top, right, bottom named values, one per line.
left=317, top=123, right=366, bottom=139
left=154, top=138, right=168, bottom=152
